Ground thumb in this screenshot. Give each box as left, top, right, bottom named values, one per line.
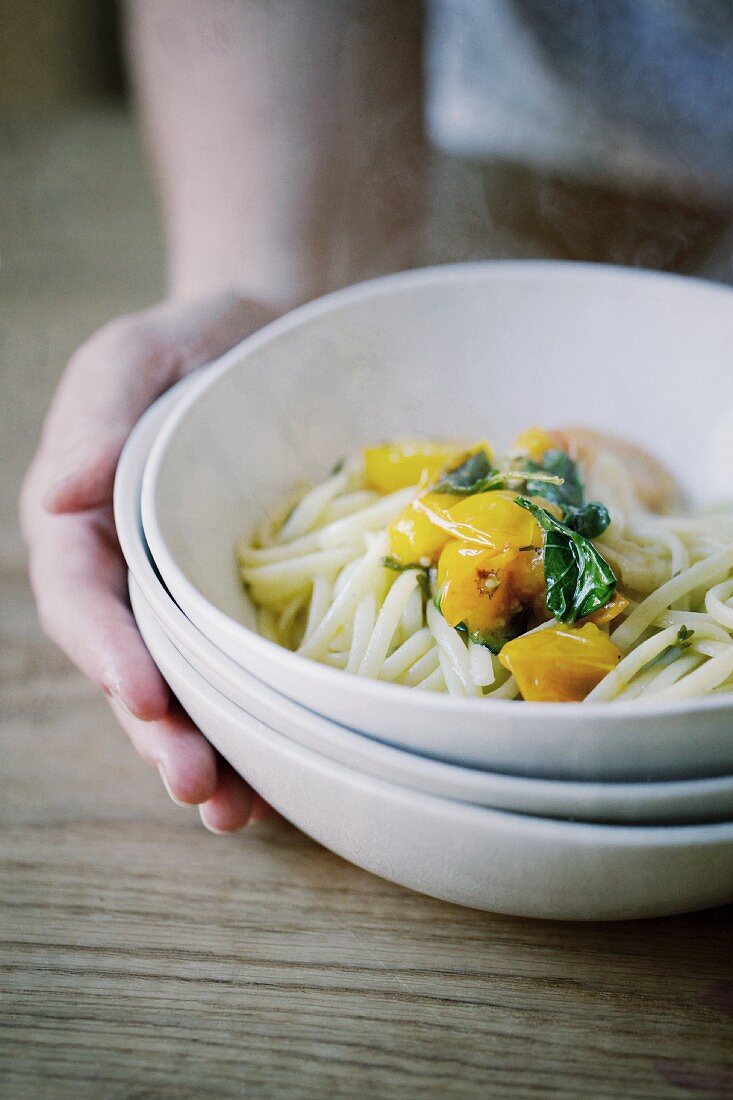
left=41, top=292, right=276, bottom=515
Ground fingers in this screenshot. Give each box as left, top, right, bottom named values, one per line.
left=198, top=760, right=263, bottom=834
left=114, top=694, right=270, bottom=832
left=111, top=698, right=219, bottom=806
left=20, top=290, right=275, bottom=715
left=41, top=292, right=276, bottom=515
left=26, top=504, right=169, bottom=719
left=21, top=291, right=278, bottom=828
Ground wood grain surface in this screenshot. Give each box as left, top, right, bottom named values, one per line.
left=2, top=109, right=733, bottom=1100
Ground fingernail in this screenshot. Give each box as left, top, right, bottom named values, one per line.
left=104, top=684, right=137, bottom=719
left=198, top=805, right=230, bottom=835
left=158, top=763, right=187, bottom=807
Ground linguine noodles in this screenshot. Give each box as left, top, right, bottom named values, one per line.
left=237, top=432, right=733, bottom=703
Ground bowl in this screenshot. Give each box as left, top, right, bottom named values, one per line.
left=132, top=574, right=733, bottom=825
left=140, top=262, right=733, bottom=777
left=132, top=579, right=733, bottom=920
left=117, top=385, right=733, bottom=822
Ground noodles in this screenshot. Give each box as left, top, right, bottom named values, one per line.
left=358, top=571, right=420, bottom=678
left=468, top=639, right=496, bottom=688
left=345, top=592, right=377, bottom=674
left=610, top=546, right=733, bottom=651
left=706, top=578, right=733, bottom=631
left=426, top=601, right=481, bottom=696
left=238, top=433, right=733, bottom=703
left=379, top=627, right=434, bottom=681
left=402, top=645, right=441, bottom=686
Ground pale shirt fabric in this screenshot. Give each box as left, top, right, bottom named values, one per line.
left=425, top=0, right=733, bottom=203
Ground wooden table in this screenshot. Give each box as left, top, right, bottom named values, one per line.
left=2, top=110, right=732, bottom=1099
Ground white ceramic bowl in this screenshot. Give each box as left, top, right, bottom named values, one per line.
left=119, top=380, right=733, bottom=824
left=131, top=572, right=733, bottom=825
left=140, top=262, right=733, bottom=778
left=133, top=581, right=733, bottom=920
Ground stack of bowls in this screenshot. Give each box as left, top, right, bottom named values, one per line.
left=115, top=262, right=733, bottom=920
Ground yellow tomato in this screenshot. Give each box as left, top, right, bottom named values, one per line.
left=387, top=491, right=463, bottom=566
left=364, top=441, right=463, bottom=494
left=418, top=491, right=542, bottom=552
left=436, top=541, right=546, bottom=647
left=512, top=427, right=568, bottom=462
left=498, top=622, right=623, bottom=702
left=583, top=591, right=629, bottom=627
left=364, top=440, right=494, bottom=494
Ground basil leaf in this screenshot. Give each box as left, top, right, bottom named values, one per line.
left=564, top=501, right=611, bottom=539
left=382, top=557, right=431, bottom=599
left=435, top=448, right=565, bottom=497
left=416, top=572, right=431, bottom=600
left=525, top=449, right=583, bottom=511
left=516, top=498, right=617, bottom=623
left=434, top=450, right=500, bottom=494
left=449, top=620, right=514, bottom=654
left=468, top=626, right=515, bottom=655
left=382, top=555, right=413, bottom=572
left=642, top=626, right=695, bottom=673
left=525, top=450, right=610, bottom=538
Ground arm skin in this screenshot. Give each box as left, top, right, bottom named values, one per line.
left=126, top=0, right=427, bottom=307
left=21, top=1, right=426, bottom=831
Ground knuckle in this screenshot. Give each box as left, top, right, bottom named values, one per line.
left=98, top=314, right=161, bottom=365
left=69, top=313, right=162, bottom=378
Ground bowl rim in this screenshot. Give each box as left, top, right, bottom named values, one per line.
left=141, top=259, right=733, bottom=724
left=137, top=554, right=733, bottom=847
left=120, top=383, right=733, bottom=799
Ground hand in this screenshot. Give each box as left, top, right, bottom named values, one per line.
left=20, top=292, right=276, bottom=832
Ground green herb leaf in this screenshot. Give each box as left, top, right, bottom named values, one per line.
left=641, top=625, right=695, bottom=673
left=382, top=555, right=412, bottom=572
left=382, top=557, right=431, bottom=599
left=434, top=450, right=500, bottom=494
left=515, top=498, right=617, bottom=623
left=525, top=449, right=583, bottom=511
left=450, top=621, right=513, bottom=654
left=434, top=448, right=567, bottom=497
left=468, top=626, right=515, bottom=654
left=524, top=450, right=611, bottom=539
left=564, top=501, right=611, bottom=539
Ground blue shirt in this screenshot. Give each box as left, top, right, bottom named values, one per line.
left=426, top=0, right=733, bottom=202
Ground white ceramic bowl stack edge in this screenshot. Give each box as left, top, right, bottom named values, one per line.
left=115, top=262, right=733, bottom=920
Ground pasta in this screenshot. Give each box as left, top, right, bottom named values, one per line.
left=237, top=430, right=733, bottom=703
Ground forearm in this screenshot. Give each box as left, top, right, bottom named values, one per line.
left=125, top=0, right=426, bottom=310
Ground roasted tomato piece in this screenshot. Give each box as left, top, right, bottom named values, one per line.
left=387, top=491, right=463, bottom=566
left=437, top=541, right=547, bottom=652
left=417, top=491, right=542, bottom=552
left=498, top=622, right=622, bottom=702
left=364, top=441, right=463, bottom=494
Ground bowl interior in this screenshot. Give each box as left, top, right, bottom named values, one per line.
left=146, top=263, right=733, bottom=634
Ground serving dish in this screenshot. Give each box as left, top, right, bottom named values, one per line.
left=114, top=382, right=733, bottom=816
left=139, top=263, right=733, bottom=777
left=132, top=582, right=733, bottom=920
left=131, top=569, right=733, bottom=823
